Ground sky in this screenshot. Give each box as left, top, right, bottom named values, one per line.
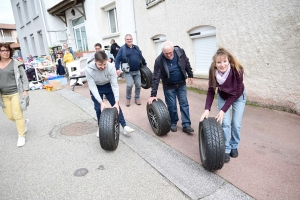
left=0, top=0, right=16, bottom=24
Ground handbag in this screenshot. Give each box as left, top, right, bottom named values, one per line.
left=121, top=63, right=130, bottom=73
left=121, top=48, right=132, bottom=73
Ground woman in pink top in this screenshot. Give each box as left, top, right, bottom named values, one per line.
left=200, top=48, right=246, bottom=163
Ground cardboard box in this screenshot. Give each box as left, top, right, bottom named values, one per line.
left=49, top=80, right=62, bottom=90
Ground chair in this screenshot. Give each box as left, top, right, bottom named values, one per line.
left=66, top=57, right=88, bottom=90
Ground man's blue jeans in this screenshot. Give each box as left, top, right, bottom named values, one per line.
left=124, top=70, right=141, bottom=100
left=90, top=83, right=126, bottom=128
left=218, top=90, right=246, bottom=153
left=164, top=85, right=191, bottom=128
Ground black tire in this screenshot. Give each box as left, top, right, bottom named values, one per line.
left=146, top=98, right=171, bottom=136
left=198, top=117, right=225, bottom=171
left=99, top=108, right=120, bottom=151
left=140, top=65, right=152, bottom=89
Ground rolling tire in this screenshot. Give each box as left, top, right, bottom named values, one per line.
left=99, top=108, right=120, bottom=151
left=199, top=117, right=225, bottom=171
left=140, top=65, right=152, bottom=89
left=146, top=98, right=171, bottom=136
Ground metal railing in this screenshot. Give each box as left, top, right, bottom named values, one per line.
left=0, top=36, right=14, bottom=42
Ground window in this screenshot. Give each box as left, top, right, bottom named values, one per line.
left=152, top=34, right=166, bottom=57
left=189, top=26, right=216, bottom=78
left=17, top=3, right=24, bottom=25
left=38, top=31, right=45, bottom=55
left=30, top=0, right=39, bottom=17
left=22, top=0, right=29, bottom=22
left=3, top=31, right=13, bottom=42
left=72, top=17, right=88, bottom=51
left=108, top=8, right=118, bottom=34
left=30, top=34, right=37, bottom=56
left=72, top=16, right=85, bottom=26
left=24, top=37, right=29, bottom=56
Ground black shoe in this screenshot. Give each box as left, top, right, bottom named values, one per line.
left=225, top=153, right=230, bottom=163
left=230, top=149, right=238, bottom=158
left=170, top=125, right=177, bottom=132
left=182, top=126, right=194, bottom=133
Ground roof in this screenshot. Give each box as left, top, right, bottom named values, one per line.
left=47, top=0, right=85, bottom=16
left=10, top=43, right=20, bottom=49
left=0, top=23, right=16, bottom=30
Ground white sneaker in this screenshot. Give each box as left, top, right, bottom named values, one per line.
left=17, top=136, right=26, bottom=147
left=25, top=119, right=29, bottom=133
left=97, top=129, right=99, bottom=137
left=123, top=126, right=134, bottom=135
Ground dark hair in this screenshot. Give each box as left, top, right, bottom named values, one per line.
left=94, top=43, right=102, bottom=48
left=94, top=51, right=107, bottom=62
left=0, top=43, right=14, bottom=60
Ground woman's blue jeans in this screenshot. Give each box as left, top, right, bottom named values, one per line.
left=164, top=85, right=191, bottom=127
left=90, top=83, right=126, bottom=128
left=218, top=90, right=246, bottom=153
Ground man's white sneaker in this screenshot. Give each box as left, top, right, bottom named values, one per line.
left=97, top=129, right=99, bottom=137
left=25, top=119, right=29, bottom=133
left=17, top=136, right=26, bottom=147
left=123, top=126, right=134, bottom=135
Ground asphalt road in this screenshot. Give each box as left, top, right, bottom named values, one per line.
left=0, top=89, right=253, bottom=200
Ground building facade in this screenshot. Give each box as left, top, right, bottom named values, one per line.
left=134, top=0, right=300, bottom=114
left=11, top=0, right=136, bottom=60
left=10, top=0, right=50, bottom=60
left=10, top=0, right=300, bottom=114
left=0, top=23, right=18, bottom=44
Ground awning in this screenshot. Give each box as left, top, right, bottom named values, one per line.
left=10, top=43, right=20, bottom=49
left=47, top=0, right=86, bottom=26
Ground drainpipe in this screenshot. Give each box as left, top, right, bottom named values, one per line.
left=38, top=0, right=51, bottom=50
left=131, top=0, right=138, bottom=45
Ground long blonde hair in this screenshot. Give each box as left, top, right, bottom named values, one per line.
left=209, top=48, right=244, bottom=89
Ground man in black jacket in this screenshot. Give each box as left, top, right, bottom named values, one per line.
left=148, top=41, right=194, bottom=133
left=110, top=39, right=120, bottom=59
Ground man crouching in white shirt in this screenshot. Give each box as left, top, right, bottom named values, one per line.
left=85, top=51, right=134, bottom=136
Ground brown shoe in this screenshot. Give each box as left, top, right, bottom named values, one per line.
left=126, top=99, right=130, bottom=107
left=135, top=99, right=141, bottom=105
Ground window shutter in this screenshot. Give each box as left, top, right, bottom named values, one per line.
left=194, top=36, right=216, bottom=77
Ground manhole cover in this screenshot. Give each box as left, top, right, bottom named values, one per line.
left=74, top=168, right=88, bottom=177
left=61, top=122, right=98, bottom=136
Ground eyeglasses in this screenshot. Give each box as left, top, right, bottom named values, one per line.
left=0, top=50, right=10, bottom=52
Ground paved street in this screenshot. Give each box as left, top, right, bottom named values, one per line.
left=0, top=88, right=253, bottom=200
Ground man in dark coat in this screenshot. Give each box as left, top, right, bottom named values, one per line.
left=115, top=34, right=146, bottom=107
left=110, top=39, right=120, bottom=59
left=148, top=41, right=194, bottom=133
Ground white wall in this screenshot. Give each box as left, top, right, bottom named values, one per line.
left=11, top=0, right=51, bottom=59
left=133, top=0, right=300, bottom=114
left=43, top=0, right=68, bottom=47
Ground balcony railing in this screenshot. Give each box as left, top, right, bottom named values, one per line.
left=0, top=36, right=14, bottom=42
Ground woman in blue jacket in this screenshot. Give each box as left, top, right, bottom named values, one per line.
left=200, top=48, right=246, bottom=163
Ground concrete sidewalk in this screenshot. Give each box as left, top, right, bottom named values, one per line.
left=64, top=80, right=300, bottom=200
left=0, top=89, right=252, bottom=199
